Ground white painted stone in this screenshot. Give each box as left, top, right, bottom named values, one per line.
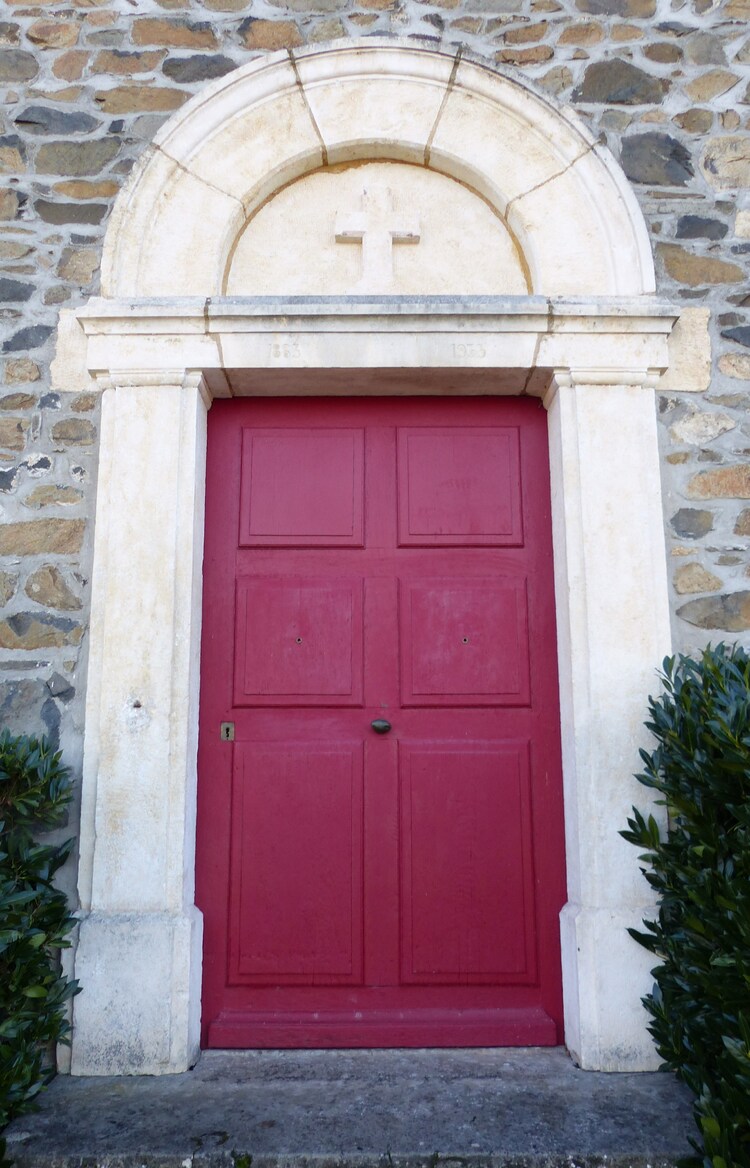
left=545, top=375, right=671, bottom=1071
left=50, top=309, right=96, bottom=394
left=79, top=297, right=674, bottom=382
left=736, top=209, right=750, bottom=238
left=658, top=307, right=712, bottom=394
left=72, top=910, right=202, bottom=1075
left=101, top=39, right=655, bottom=300
left=560, top=904, right=660, bottom=1071
left=292, top=42, right=453, bottom=165
left=227, top=164, right=528, bottom=296
left=183, top=74, right=322, bottom=214
left=75, top=375, right=207, bottom=1073
left=110, top=146, right=246, bottom=298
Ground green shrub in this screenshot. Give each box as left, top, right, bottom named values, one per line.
left=622, top=645, right=750, bottom=1168
left=0, top=731, right=79, bottom=1167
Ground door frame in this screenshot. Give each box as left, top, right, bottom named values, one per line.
left=68, top=295, right=675, bottom=1075
left=64, top=34, right=678, bottom=1077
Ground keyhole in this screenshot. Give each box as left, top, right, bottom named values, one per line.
left=295, top=636, right=303, bottom=644
left=462, top=636, right=470, bottom=644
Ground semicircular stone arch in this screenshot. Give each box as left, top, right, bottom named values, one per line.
left=101, top=38, right=655, bottom=300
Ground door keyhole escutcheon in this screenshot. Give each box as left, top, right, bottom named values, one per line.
left=370, top=719, right=392, bottom=735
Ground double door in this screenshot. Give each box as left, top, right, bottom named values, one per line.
left=196, top=395, right=565, bottom=1047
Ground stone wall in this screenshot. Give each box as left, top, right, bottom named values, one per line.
left=1, top=0, right=749, bottom=890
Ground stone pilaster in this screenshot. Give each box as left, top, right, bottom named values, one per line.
left=72, top=370, right=208, bottom=1075
left=545, top=368, right=671, bottom=1072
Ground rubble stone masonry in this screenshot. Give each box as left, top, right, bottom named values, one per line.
left=1, top=0, right=749, bottom=893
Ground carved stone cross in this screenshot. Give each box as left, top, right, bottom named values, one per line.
left=335, top=186, right=421, bottom=293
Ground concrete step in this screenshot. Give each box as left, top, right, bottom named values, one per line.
left=5, top=1048, right=695, bottom=1168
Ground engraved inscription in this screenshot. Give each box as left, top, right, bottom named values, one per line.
left=452, top=342, right=487, bottom=360
left=269, top=341, right=301, bottom=360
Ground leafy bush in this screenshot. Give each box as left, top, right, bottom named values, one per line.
left=0, top=732, right=79, bottom=1167
left=622, top=645, right=750, bottom=1168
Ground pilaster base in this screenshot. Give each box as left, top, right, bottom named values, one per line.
left=561, top=902, right=660, bottom=1071
left=71, top=908, right=203, bottom=1075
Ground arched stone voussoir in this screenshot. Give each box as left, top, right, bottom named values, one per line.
left=101, top=38, right=656, bottom=300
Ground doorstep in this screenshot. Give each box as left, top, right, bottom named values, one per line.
left=5, top=1048, right=694, bottom=1168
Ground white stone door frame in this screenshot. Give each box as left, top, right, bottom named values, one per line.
left=64, top=40, right=678, bottom=1075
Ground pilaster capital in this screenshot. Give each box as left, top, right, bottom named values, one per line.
left=544, top=366, right=663, bottom=408
left=91, top=368, right=211, bottom=406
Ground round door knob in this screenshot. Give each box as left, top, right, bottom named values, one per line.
left=370, top=719, right=392, bottom=735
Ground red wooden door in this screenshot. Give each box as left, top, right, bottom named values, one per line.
left=196, top=396, right=565, bottom=1048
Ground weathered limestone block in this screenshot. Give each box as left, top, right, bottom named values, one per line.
left=0, top=571, right=18, bottom=606
left=719, top=353, right=750, bottom=379
left=685, top=70, right=740, bottom=102
left=678, top=592, right=750, bottom=631
left=735, top=509, right=750, bottom=536
left=671, top=508, right=714, bottom=538
left=574, top=60, right=668, bottom=104
left=25, top=564, right=82, bottom=610
left=132, top=18, right=219, bottom=47
left=0, top=679, right=60, bottom=743
left=0, top=392, right=36, bottom=410
left=23, top=485, right=83, bottom=509
left=658, top=245, right=744, bottom=287
left=688, top=465, right=750, bottom=499
left=35, top=139, right=120, bottom=176
left=621, top=133, right=693, bottom=186
left=701, top=137, right=750, bottom=189
left=659, top=309, right=711, bottom=393
left=238, top=18, right=303, bottom=48
left=162, top=54, right=237, bottom=82
left=676, top=215, right=727, bottom=240
left=14, top=106, right=99, bottom=135
left=27, top=19, right=81, bottom=48
left=674, top=562, right=722, bottom=594
left=669, top=409, right=735, bottom=445
left=0, top=518, right=85, bottom=555
left=51, top=419, right=96, bottom=446
left=0, top=612, right=83, bottom=650
left=0, top=50, right=38, bottom=82
left=93, top=49, right=167, bottom=74
left=94, top=86, right=189, bottom=114
left=0, top=417, right=30, bottom=452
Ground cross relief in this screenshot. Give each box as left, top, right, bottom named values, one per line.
left=335, top=186, right=421, bottom=293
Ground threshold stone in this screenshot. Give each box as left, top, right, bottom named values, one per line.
left=6, top=1048, right=694, bottom=1168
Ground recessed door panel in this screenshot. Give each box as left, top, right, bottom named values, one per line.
left=397, top=427, right=522, bottom=547
left=233, top=577, right=364, bottom=706
left=229, top=742, right=364, bottom=985
left=399, top=741, right=536, bottom=984
left=240, top=428, right=364, bottom=547
left=400, top=578, right=530, bottom=706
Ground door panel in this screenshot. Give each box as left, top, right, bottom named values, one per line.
left=233, top=577, right=364, bottom=705
left=197, top=395, right=566, bottom=1049
left=398, top=741, right=535, bottom=984
left=399, top=577, right=530, bottom=705
left=239, top=427, right=364, bottom=547
left=397, top=426, right=522, bottom=546
left=229, top=742, right=364, bottom=985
